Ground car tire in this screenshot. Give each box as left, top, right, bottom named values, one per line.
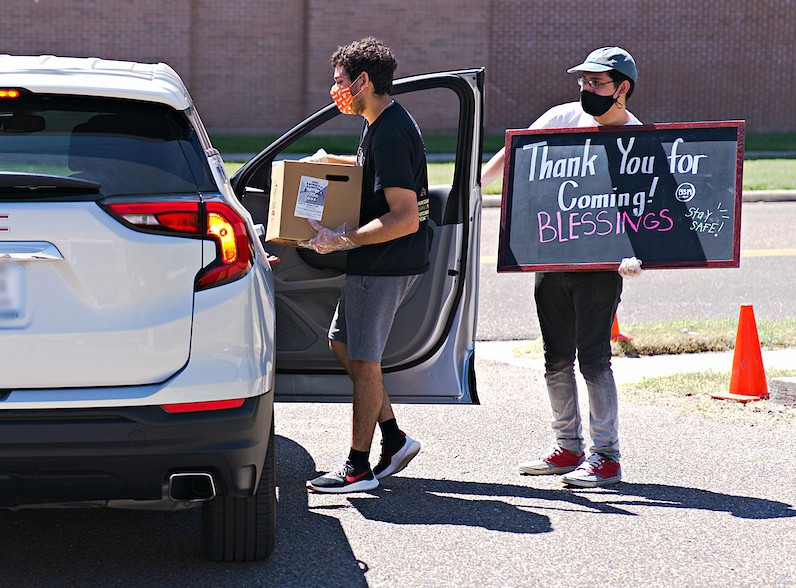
left=200, top=415, right=276, bottom=562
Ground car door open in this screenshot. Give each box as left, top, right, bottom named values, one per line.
left=233, top=69, right=484, bottom=403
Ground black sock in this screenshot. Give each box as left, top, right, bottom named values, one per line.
left=379, top=418, right=404, bottom=451
left=348, top=448, right=370, bottom=472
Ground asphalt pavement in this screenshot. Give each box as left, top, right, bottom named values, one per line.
left=2, top=181, right=793, bottom=586
left=4, top=345, right=793, bottom=587
left=271, top=355, right=796, bottom=587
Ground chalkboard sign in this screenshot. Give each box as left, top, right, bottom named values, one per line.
left=497, top=121, right=744, bottom=272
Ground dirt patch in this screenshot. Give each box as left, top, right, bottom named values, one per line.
left=619, top=370, right=796, bottom=425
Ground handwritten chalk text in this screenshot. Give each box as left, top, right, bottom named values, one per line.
left=537, top=209, right=674, bottom=243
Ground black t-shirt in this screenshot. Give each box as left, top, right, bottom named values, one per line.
left=346, top=101, right=430, bottom=276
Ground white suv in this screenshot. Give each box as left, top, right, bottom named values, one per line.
left=0, top=55, right=484, bottom=562
left=0, top=56, right=276, bottom=561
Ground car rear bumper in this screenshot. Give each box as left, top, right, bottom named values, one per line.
left=0, top=394, right=273, bottom=508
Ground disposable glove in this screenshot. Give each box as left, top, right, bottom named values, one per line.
left=299, top=148, right=329, bottom=163
left=618, top=256, right=643, bottom=278
left=299, top=220, right=357, bottom=254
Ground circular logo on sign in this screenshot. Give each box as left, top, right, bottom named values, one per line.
left=676, top=182, right=696, bottom=202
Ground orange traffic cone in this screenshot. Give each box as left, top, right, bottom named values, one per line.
left=610, top=315, right=632, bottom=342
left=710, top=304, right=769, bottom=402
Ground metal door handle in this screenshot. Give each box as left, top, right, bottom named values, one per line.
left=0, top=241, right=64, bottom=261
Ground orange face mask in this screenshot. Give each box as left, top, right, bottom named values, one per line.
left=329, top=75, right=363, bottom=115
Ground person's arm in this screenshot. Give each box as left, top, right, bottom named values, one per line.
left=481, top=146, right=506, bottom=188
left=344, top=186, right=418, bottom=245
left=482, top=105, right=565, bottom=188
left=303, top=187, right=419, bottom=254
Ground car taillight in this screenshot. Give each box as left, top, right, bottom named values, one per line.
left=103, top=199, right=253, bottom=290
left=196, top=202, right=253, bottom=290
left=161, top=398, right=246, bottom=413
left=106, top=201, right=202, bottom=234
left=208, top=211, right=238, bottom=263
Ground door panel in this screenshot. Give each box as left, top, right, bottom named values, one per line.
left=271, top=190, right=456, bottom=372
left=233, top=70, right=484, bottom=403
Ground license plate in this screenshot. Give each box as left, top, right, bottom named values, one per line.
left=0, top=263, right=24, bottom=318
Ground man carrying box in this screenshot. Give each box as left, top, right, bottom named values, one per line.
left=303, top=37, right=428, bottom=494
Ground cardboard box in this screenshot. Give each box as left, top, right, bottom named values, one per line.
left=265, top=160, right=362, bottom=245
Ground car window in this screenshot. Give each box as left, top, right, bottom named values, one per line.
left=0, top=94, right=216, bottom=196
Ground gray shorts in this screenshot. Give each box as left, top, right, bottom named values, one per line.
left=329, top=274, right=421, bottom=362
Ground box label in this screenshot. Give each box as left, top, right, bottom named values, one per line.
left=294, top=175, right=328, bottom=221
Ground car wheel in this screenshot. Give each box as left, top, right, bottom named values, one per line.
left=201, top=415, right=276, bottom=562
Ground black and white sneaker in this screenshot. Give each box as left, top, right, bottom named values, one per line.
left=306, top=461, right=379, bottom=494
left=373, top=433, right=421, bottom=480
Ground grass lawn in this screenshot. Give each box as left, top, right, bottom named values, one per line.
left=224, top=159, right=796, bottom=192
left=515, top=318, right=796, bottom=422
left=740, top=159, right=796, bottom=190
left=446, top=160, right=796, bottom=193
left=214, top=132, right=796, bottom=157
left=512, top=317, right=796, bottom=359
left=219, top=130, right=796, bottom=192
left=212, top=133, right=504, bottom=157
left=618, top=368, right=796, bottom=424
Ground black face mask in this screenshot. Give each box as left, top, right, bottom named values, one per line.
left=580, top=89, right=616, bottom=117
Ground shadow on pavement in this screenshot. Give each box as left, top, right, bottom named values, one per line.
left=609, top=482, right=796, bottom=519
left=346, top=478, right=555, bottom=533
left=273, top=435, right=368, bottom=586
left=0, top=435, right=367, bottom=588
left=344, top=476, right=796, bottom=528
left=1, top=436, right=792, bottom=586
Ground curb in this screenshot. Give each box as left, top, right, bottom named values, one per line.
left=742, top=190, right=796, bottom=202
left=770, top=377, right=796, bottom=406
left=476, top=340, right=796, bottom=388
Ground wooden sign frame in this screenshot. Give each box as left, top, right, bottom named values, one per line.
left=497, top=121, right=745, bottom=272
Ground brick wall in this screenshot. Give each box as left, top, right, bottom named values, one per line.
left=1, top=0, right=793, bottom=134
left=487, top=0, right=796, bottom=133
left=301, top=0, right=490, bottom=135
left=188, top=1, right=307, bottom=131
left=2, top=1, right=193, bottom=80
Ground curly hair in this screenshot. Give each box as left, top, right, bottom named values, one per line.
left=330, top=37, right=398, bottom=96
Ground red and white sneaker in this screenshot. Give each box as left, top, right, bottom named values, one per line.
left=306, top=461, right=379, bottom=494
left=518, top=447, right=585, bottom=475
left=562, top=454, right=622, bottom=487
left=373, top=433, right=421, bottom=480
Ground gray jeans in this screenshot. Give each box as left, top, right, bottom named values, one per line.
left=534, top=271, right=622, bottom=461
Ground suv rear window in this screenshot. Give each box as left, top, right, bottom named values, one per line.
left=0, top=94, right=217, bottom=196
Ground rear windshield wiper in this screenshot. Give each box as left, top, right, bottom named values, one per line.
left=0, top=172, right=101, bottom=197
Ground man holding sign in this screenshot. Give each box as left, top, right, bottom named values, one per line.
left=483, top=47, right=643, bottom=487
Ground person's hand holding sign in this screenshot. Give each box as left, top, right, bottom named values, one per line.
left=618, top=256, right=643, bottom=278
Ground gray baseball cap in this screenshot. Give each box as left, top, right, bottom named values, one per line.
left=567, top=47, right=638, bottom=82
